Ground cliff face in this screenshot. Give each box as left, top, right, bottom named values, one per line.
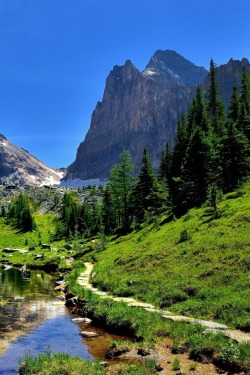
left=66, top=51, right=250, bottom=181
left=0, top=134, right=63, bottom=186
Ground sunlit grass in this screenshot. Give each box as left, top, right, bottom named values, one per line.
left=89, top=181, right=250, bottom=329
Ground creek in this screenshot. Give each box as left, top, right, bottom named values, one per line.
left=0, top=267, right=128, bottom=375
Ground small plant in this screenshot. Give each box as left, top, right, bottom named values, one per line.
left=220, top=340, right=240, bottom=363
left=189, top=362, right=197, bottom=371
left=172, top=356, right=180, bottom=370
left=179, top=229, right=191, bottom=242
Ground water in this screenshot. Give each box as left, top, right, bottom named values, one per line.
left=0, top=267, right=124, bottom=374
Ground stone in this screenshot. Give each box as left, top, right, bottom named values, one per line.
left=72, top=317, right=92, bottom=323
left=80, top=331, right=98, bottom=338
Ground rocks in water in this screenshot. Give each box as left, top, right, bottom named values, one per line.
left=72, top=317, right=92, bottom=323
left=80, top=331, right=98, bottom=338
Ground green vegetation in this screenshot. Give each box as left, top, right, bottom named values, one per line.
left=19, top=350, right=159, bottom=374
left=7, top=193, right=36, bottom=232
left=91, top=182, right=250, bottom=330
left=65, top=262, right=250, bottom=372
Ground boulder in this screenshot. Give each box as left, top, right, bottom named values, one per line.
left=72, top=317, right=92, bottom=323
left=80, top=331, right=98, bottom=338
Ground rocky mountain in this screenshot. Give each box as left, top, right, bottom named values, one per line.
left=143, top=49, right=207, bottom=85
left=0, top=134, right=63, bottom=186
left=65, top=50, right=250, bottom=182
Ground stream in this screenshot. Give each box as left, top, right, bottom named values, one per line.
left=0, top=267, right=128, bottom=374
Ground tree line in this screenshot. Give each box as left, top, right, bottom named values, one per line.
left=48, top=60, right=250, bottom=238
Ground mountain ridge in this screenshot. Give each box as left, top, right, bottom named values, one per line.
left=65, top=50, right=250, bottom=183
left=0, top=134, right=64, bottom=186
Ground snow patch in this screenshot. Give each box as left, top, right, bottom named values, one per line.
left=48, top=168, right=65, bottom=179
left=60, top=178, right=106, bottom=188
left=143, top=69, right=157, bottom=76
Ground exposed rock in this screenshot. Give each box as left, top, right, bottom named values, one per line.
left=80, top=331, right=98, bottom=338
left=0, top=134, right=63, bottom=186
left=72, top=317, right=92, bottom=323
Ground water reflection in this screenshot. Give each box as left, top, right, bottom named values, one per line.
left=0, top=267, right=57, bottom=354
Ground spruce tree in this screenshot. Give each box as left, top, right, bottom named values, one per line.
left=207, top=59, right=226, bottom=136
left=220, top=121, right=250, bottom=192
left=181, top=126, right=215, bottom=209
left=133, top=147, right=164, bottom=223
left=8, top=193, right=36, bottom=232
left=107, top=149, right=134, bottom=232
left=228, top=85, right=240, bottom=124
left=158, top=142, right=172, bottom=189
left=239, top=67, right=250, bottom=141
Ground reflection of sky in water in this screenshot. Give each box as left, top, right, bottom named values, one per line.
left=0, top=269, right=92, bottom=374
left=0, top=315, right=92, bottom=375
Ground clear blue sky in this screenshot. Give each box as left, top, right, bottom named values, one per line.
left=0, top=0, right=249, bottom=168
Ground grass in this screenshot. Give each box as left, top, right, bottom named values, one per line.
left=65, top=263, right=250, bottom=372
left=88, top=181, right=250, bottom=330
left=0, top=214, right=74, bottom=270
left=1, top=182, right=250, bottom=372
left=18, top=350, right=159, bottom=374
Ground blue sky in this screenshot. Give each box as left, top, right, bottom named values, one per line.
left=0, top=0, right=249, bottom=168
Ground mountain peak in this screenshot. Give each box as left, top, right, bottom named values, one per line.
left=143, top=49, right=208, bottom=86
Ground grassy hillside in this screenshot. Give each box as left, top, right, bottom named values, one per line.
left=90, top=181, right=250, bottom=330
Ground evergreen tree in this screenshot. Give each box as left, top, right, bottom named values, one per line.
left=228, top=85, right=240, bottom=124
left=181, top=126, right=215, bottom=209
left=60, top=192, right=80, bottom=237
left=172, top=114, right=188, bottom=179
left=101, top=185, right=116, bottom=234
left=220, top=121, right=250, bottom=192
left=187, top=86, right=211, bottom=135
left=107, top=149, right=134, bottom=232
left=239, top=67, right=250, bottom=141
left=159, top=143, right=172, bottom=188
left=8, top=193, right=36, bottom=232
left=207, top=59, right=226, bottom=136
left=133, top=147, right=164, bottom=223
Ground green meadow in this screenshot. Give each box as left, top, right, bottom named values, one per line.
left=91, top=182, right=250, bottom=330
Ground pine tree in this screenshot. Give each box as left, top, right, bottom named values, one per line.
left=207, top=59, right=226, bottom=136
left=133, top=147, right=164, bottom=223
left=239, top=67, right=250, bottom=141
left=220, top=121, right=250, bottom=192
left=8, top=193, right=36, bottom=232
left=159, top=143, right=172, bottom=187
left=187, top=86, right=211, bottom=135
left=181, top=126, right=215, bottom=209
left=101, top=186, right=115, bottom=234
left=107, top=149, right=134, bottom=232
left=228, top=85, right=240, bottom=124
left=172, top=114, right=188, bottom=179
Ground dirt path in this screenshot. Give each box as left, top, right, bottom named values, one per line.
left=77, top=262, right=250, bottom=343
